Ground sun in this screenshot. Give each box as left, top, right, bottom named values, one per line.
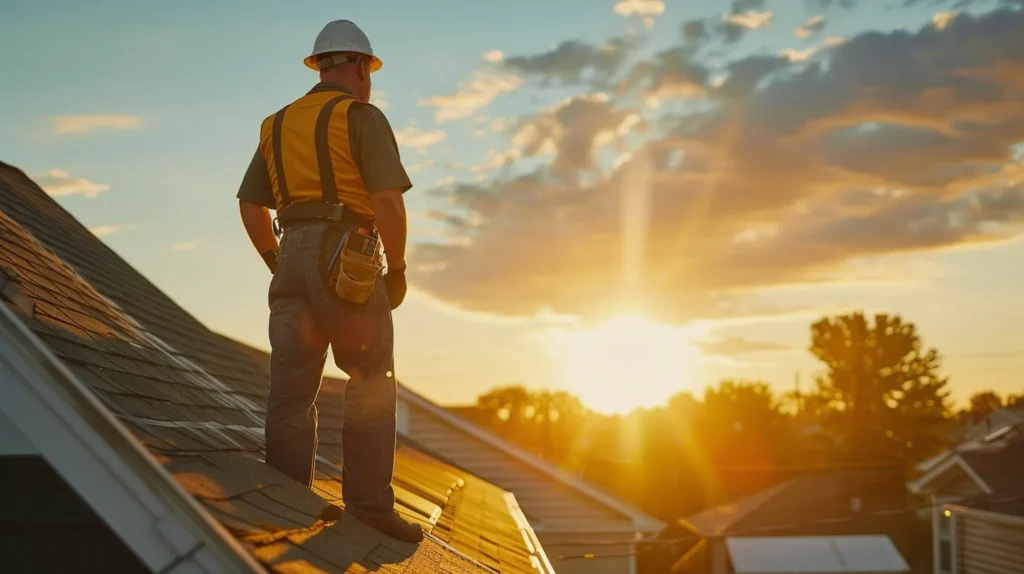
left=544, top=314, right=704, bottom=415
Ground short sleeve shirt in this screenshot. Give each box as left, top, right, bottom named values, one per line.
left=236, top=85, right=412, bottom=210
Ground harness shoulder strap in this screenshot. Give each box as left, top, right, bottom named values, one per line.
left=271, top=104, right=292, bottom=208
left=315, top=95, right=353, bottom=204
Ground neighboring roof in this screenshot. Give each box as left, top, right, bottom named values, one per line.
left=909, top=420, right=1024, bottom=497
left=681, top=467, right=908, bottom=538
left=0, top=161, right=551, bottom=573
left=683, top=480, right=796, bottom=537
left=399, top=382, right=666, bottom=534
left=725, top=535, right=910, bottom=574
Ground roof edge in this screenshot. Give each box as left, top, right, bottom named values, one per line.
left=0, top=302, right=265, bottom=573
left=944, top=503, right=1024, bottom=527
left=908, top=452, right=993, bottom=496
left=398, top=383, right=666, bottom=532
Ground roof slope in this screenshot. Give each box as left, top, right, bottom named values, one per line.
left=0, top=161, right=550, bottom=573
left=682, top=467, right=908, bottom=537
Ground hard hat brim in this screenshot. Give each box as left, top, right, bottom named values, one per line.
left=304, top=54, right=383, bottom=73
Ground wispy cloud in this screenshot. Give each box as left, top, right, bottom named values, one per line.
left=613, top=0, right=664, bottom=27
left=781, top=36, right=846, bottom=62
left=395, top=126, right=448, bottom=150
left=795, top=15, right=826, bottom=38
left=53, top=114, right=142, bottom=134
left=725, top=10, right=773, bottom=29
left=409, top=159, right=435, bottom=173
left=613, top=0, right=664, bottom=16
left=419, top=71, right=522, bottom=123
left=697, top=336, right=790, bottom=358
left=33, top=169, right=109, bottom=198
left=482, top=50, right=504, bottom=63
left=89, top=223, right=137, bottom=237
left=171, top=236, right=206, bottom=252
left=933, top=10, right=959, bottom=30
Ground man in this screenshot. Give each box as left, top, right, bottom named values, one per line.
left=236, top=19, right=421, bottom=543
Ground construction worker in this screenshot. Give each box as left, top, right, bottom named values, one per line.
left=235, top=19, right=420, bottom=542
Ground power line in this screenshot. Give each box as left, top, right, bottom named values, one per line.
left=553, top=492, right=1024, bottom=561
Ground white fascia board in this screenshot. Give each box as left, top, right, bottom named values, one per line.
left=908, top=453, right=992, bottom=496
left=0, top=303, right=265, bottom=574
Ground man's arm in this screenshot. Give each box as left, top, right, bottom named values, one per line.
left=236, top=149, right=280, bottom=272
left=351, top=103, right=413, bottom=270
left=239, top=200, right=279, bottom=270
left=371, top=188, right=407, bottom=270
left=350, top=102, right=413, bottom=307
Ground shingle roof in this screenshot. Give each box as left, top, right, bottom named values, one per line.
left=681, top=467, right=908, bottom=538
left=0, top=160, right=550, bottom=574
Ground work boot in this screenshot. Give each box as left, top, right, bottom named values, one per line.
left=352, top=510, right=424, bottom=543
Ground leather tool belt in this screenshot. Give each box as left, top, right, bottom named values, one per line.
left=276, top=201, right=372, bottom=231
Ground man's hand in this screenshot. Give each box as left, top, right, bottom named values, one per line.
left=383, top=264, right=407, bottom=309
left=260, top=249, right=279, bottom=274
left=239, top=200, right=279, bottom=272
left=372, top=188, right=409, bottom=309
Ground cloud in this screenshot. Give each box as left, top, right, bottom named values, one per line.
left=171, top=237, right=206, bottom=252
left=502, top=36, right=640, bottom=87
left=89, top=223, right=137, bottom=237
left=409, top=159, right=435, bottom=173
left=933, top=10, right=959, bottom=30
left=53, top=114, right=142, bottom=134
left=482, top=49, right=504, bottom=63
left=725, top=10, right=774, bottom=30
left=33, top=169, right=109, bottom=198
left=419, top=72, right=522, bottom=123
left=395, top=126, right=448, bottom=150
left=613, top=0, right=665, bottom=16
left=796, top=15, right=827, bottom=38
left=781, top=36, right=847, bottom=62
left=410, top=8, right=1024, bottom=324
left=697, top=336, right=790, bottom=357
left=682, top=20, right=707, bottom=43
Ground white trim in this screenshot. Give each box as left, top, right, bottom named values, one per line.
left=504, top=492, right=557, bottom=574
left=944, top=504, right=1024, bottom=528
left=0, top=408, right=36, bottom=455
left=398, top=388, right=665, bottom=532
left=949, top=512, right=959, bottom=574
left=908, top=453, right=993, bottom=495
left=0, top=303, right=264, bottom=574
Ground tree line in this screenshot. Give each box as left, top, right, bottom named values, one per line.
left=452, top=311, right=1023, bottom=520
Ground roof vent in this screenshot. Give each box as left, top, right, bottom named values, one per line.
left=0, top=267, right=35, bottom=316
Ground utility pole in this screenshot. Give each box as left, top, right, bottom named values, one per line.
left=793, top=371, right=803, bottom=417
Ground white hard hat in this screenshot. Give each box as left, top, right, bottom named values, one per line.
left=304, top=19, right=382, bottom=73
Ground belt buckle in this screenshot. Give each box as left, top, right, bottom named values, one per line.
left=329, top=204, right=345, bottom=221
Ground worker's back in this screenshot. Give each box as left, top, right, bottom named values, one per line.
left=258, top=85, right=375, bottom=220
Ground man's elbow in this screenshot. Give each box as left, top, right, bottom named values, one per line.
left=371, top=188, right=406, bottom=214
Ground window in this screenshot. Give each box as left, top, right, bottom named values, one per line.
left=940, top=540, right=951, bottom=572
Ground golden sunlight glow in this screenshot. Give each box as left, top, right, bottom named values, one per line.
left=546, top=314, right=703, bottom=415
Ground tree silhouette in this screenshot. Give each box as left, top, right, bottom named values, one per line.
left=808, top=311, right=952, bottom=464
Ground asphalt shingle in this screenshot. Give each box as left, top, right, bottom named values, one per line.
left=0, top=160, right=544, bottom=574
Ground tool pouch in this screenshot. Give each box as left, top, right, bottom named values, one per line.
left=325, top=228, right=382, bottom=304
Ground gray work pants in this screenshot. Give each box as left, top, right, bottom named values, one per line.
left=264, top=220, right=396, bottom=518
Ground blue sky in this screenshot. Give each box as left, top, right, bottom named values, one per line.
left=3, top=0, right=1023, bottom=413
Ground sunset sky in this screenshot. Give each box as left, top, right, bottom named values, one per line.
left=2, top=0, right=1023, bottom=414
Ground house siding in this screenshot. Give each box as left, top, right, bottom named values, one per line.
left=958, top=513, right=1024, bottom=574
